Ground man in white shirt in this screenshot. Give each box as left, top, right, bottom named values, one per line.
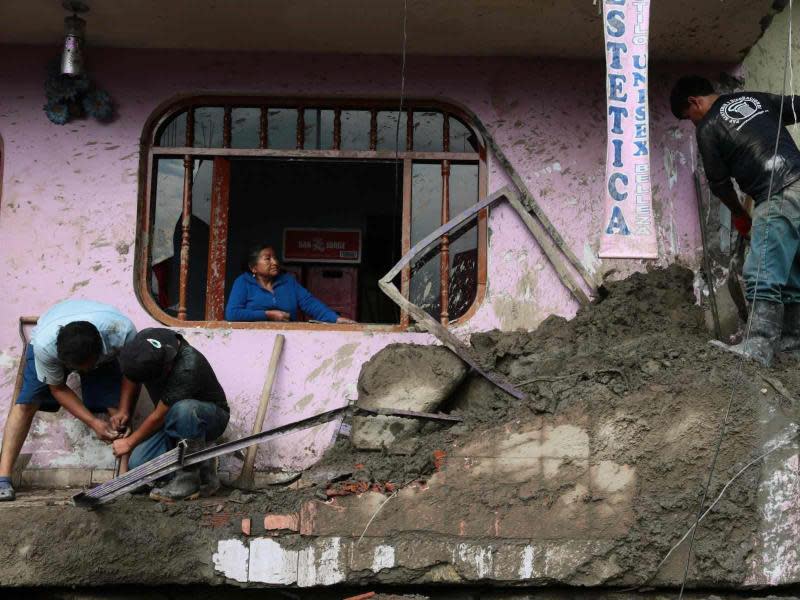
left=0, top=300, right=139, bottom=501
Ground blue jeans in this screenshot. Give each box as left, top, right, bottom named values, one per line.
left=744, top=179, right=800, bottom=304
left=16, top=344, right=121, bottom=413
left=128, top=400, right=229, bottom=469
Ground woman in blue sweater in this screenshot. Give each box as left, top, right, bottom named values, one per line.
left=225, top=244, right=354, bottom=323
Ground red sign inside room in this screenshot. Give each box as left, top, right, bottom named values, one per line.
left=283, top=229, right=362, bottom=264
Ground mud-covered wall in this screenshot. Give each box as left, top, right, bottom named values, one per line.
left=743, top=6, right=800, bottom=136
left=0, top=46, right=708, bottom=471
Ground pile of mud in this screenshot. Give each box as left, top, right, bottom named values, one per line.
left=258, top=265, right=797, bottom=501
left=265, top=265, right=799, bottom=582
left=4, top=266, right=798, bottom=588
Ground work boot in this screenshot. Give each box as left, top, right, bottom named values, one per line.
left=710, top=300, right=783, bottom=367
left=149, top=438, right=208, bottom=501
left=198, top=457, right=220, bottom=497
left=778, top=302, right=800, bottom=354
left=149, top=467, right=201, bottom=502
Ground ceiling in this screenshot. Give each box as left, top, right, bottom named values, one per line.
left=0, top=0, right=776, bottom=62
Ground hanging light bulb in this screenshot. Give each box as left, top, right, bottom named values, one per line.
left=60, top=1, right=89, bottom=76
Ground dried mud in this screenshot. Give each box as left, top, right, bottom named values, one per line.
left=1, top=266, right=798, bottom=589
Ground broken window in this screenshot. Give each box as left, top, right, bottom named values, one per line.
left=140, top=99, right=486, bottom=328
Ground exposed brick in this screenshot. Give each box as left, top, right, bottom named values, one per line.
left=241, top=517, right=251, bottom=536
left=264, top=513, right=300, bottom=533
left=433, top=449, right=447, bottom=470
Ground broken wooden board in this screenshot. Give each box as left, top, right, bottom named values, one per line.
left=466, top=114, right=597, bottom=297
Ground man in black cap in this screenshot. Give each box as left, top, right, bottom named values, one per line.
left=114, top=328, right=229, bottom=501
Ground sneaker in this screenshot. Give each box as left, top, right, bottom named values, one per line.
left=0, top=478, right=15, bottom=502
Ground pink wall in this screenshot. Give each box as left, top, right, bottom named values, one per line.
left=0, top=46, right=705, bottom=471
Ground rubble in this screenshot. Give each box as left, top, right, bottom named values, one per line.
left=353, top=344, right=469, bottom=450
left=0, top=266, right=798, bottom=591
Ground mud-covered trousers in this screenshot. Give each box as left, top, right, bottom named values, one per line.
left=128, top=399, right=229, bottom=469
left=744, top=179, right=800, bottom=304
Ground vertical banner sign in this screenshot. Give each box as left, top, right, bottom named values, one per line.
left=599, top=0, right=658, bottom=258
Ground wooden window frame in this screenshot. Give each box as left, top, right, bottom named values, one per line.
left=134, top=95, right=488, bottom=332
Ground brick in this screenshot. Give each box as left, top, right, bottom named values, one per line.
left=433, top=449, right=447, bottom=470
left=343, top=593, right=375, bottom=600
left=241, top=517, right=251, bottom=536
left=264, top=513, right=300, bottom=533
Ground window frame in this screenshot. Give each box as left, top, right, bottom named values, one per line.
left=135, top=95, right=488, bottom=331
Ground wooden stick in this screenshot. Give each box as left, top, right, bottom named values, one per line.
left=467, top=115, right=597, bottom=295
left=236, top=334, right=285, bottom=490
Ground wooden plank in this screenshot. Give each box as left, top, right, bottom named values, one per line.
left=205, top=158, right=231, bottom=320
left=469, top=117, right=597, bottom=296
left=505, top=193, right=591, bottom=306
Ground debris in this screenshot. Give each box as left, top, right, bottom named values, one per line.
left=353, top=344, right=468, bottom=450
left=760, top=373, right=798, bottom=403
left=432, top=450, right=447, bottom=471
left=254, top=468, right=302, bottom=486
left=378, top=187, right=530, bottom=402
left=227, top=490, right=257, bottom=504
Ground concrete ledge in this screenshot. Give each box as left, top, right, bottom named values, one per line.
left=20, top=468, right=110, bottom=489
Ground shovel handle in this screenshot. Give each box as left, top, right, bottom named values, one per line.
left=239, top=334, right=285, bottom=487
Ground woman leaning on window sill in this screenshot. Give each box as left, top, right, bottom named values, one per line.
left=224, top=243, right=355, bottom=324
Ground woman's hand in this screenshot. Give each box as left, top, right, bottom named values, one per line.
left=336, top=317, right=356, bottom=324
left=265, top=310, right=291, bottom=322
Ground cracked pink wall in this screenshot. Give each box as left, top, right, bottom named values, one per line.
left=0, top=46, right=709, bottom=470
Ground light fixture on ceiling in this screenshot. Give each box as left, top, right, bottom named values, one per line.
left=61, top=0, right=90, bottom=76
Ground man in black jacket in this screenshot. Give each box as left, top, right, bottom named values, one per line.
left=114, top=328, right=229, bottom=500
left=671, top=75, right=800, bottom=366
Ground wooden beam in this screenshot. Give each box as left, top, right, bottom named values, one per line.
left=468, top=116, right=597, bottom=297
left=378, top=185, right=597, bottom=402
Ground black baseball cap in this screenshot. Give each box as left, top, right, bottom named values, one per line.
left=120, top=328, right=181, bottom=382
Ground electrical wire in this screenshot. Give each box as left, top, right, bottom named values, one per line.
left=676, top=3, right=795, bottom=597
left=657, top=429, right=799, bottom=582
